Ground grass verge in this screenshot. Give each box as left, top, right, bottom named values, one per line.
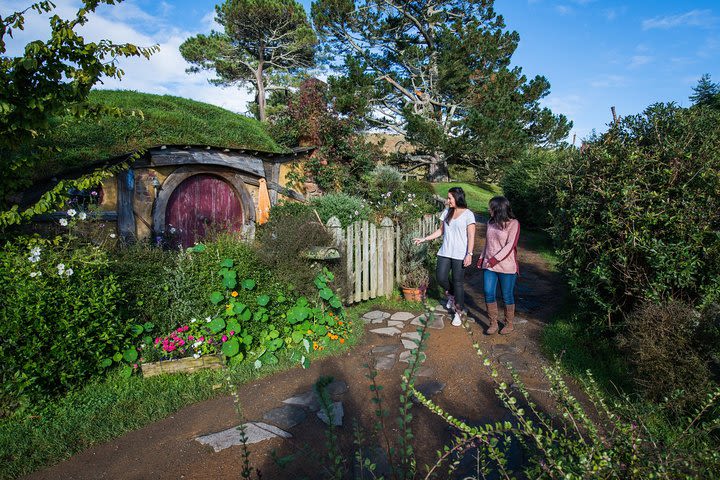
left=0, top=313, right=367, bottom=480
left=433, top=182, right=502, bottom=216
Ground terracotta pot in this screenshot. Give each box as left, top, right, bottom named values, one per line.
left=141, top=354, right=225, bottom=378
left=401, top=287, right=424, bottom=302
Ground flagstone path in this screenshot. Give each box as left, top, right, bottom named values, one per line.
left=28, top=224, right=563, bottom=480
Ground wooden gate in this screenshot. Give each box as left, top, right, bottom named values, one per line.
left=165, top=174, right=244, bottom=248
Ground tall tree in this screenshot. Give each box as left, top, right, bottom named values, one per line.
left=180, top=0, right=317, bottom=122
left=690, top=73, right=720, bottom=109
left=312, top=0, right=570, bottom=180
left=0, top=0, right=157, bottom=215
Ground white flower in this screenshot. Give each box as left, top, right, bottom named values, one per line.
left=30, top=247, right=41, bottom=256
left=67, top=209, right=76, bottom=217
left=78, top=212, right=87, bottom=220
left=205, top=316, right=212, bottom=322
left=56, top=263, right=65, bottom=274
left=190, top=317, right=197, bottom=323
left=192, top=341, right=203, bottom=348
left=109, top=233, right=117, bottom=239
left=193, top=353, right=201, bottom=359
left=59, top=218, right=68, bottom=227
left=30, top=271, right=39, bottom=278
left=354, top=210, right=359, bottom=216
left=65, top=268, right=74, bottom=276
left=28, top=255, right=40, bottom=263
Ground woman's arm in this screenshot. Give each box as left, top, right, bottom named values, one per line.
left=414, top=224, right=443, bottom=245
left=486, top=220, right=520, bottom=267
left=464, top=222, right=476, bottom=267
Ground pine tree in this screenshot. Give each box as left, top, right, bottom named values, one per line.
left=690, top=74, right=720, bottom=109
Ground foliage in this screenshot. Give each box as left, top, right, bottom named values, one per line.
left=690, top=73, right=720, bottom=109
left=0, top=237, right=144, bottom=413
left=432, top=182, right=501, bottom=216
left=398, top=234, right=429, bottom=289
left=548, top=103, right=720, bottom=321
left=269, top=78, right=380, bottom=191
left=618, top=301, right=718, bottom=411
left=356, top=168, right=438, bottom=223
left=310, top=193, right=371, bottom=227
left=500, top=147, right=573, bottom=229
left=0, top=0, right=157, bottom=205
left=312, top=0, right=570, bottom=179
left=180, top=0, right=316, bottom=122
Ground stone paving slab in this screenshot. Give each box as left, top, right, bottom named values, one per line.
left=401, top=332, right=421, bottom=341
left=402, top=339, right=419, bottom=350
left=317, top=402, right=344, bottom=426
left=370, top=326, right=402, bottom=337
left=363, top=310, right=391, bottom=321
left=282, top=390, right=320, bottom=411
left=390, top=311, right=415, bottom=321
left=371, top=345, right=400, bottom=354
left=196, top=422, right=291, bottom=452
left=326, top=380, right=349, bottom=396
left=410, top=314, right=445, bottom=329
left=387, top=320, right=405, bottom=328
left=262, top=405, right=307, bottom=430
left=371, top=318, right=386, bottom=324
left=375, top=354, right=396, bottom=371
left=399, top=350, right=426, bottom=363
left=415, top=366, right=434, bottom=377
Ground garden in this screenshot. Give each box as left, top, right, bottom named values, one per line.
left=2, top=0, right=720, bottom=478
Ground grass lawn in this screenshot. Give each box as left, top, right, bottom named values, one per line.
left=0, top=304, right=374, bottom=480
left=433, top=182, right=502, bottom=216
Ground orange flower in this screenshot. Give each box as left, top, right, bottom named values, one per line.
left=338, top=321, right=344, bottom=326
left=313, top=342, right=319, bottom=350
left=231, top=291, right=238, bottom=297
left=339, top=338, right=345, bottom=344
left=307, top=329, right=313, bottom=335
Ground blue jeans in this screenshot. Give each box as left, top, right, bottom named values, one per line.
left=483, top=270, right=517, bottom=305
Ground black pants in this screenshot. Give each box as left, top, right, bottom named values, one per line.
left=436, top=256, right=465, bottom=310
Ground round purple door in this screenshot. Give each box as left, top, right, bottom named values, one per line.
left=165, top=174, right=244, bottom=248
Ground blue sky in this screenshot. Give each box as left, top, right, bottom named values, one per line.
left=4, top=0, right=719, bottom=142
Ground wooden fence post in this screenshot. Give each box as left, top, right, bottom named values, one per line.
left=326, top=216, right=343, bottom=246
left=381, top=217, right=394, bottom=296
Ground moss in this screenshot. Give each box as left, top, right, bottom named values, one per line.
left=24, top=90, right=285, bottom=181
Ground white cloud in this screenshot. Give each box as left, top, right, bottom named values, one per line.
left=628, top=55, right=653, bottom=68
left=589, top=75, right=628, bottom=88
left=642, top=9, right=718, bottom=30
left=555, top=5, right=573, bottom=15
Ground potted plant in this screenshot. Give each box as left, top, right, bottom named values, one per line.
left=399, top=234, right=430, bottom=302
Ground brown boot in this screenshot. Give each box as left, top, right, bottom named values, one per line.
left=485, top=302, right=499, bottom=335
left=500, top=304, right=515, bottom=335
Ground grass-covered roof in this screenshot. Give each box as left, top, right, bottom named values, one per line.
left=29, top=90, right=285, bottom=180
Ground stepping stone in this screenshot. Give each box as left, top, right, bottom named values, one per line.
left=434, top=304, right=447, bottom=312
left=363, top=310, right=390, bottom=321
left=196, top=422, right=291, bottom=452
left=371, top=345, right=400, bottom=354
left=282, top=390, right=320, bottom=411
left=370, top=327, right=402, bottom=337
left=498, top=353, right=530, bottom=374
left=402, top=339, right=419, bottom=350
left=401, top=332, right=421, bottom=341
left=262, top=405, right=307, bottom=430
left=326, top=380, right=349, bottom=396
left=399, top=350, right=426, bottom=363
left=371, top=318, right=386, bottom=324
left=387, top=320, right=405, bottom=328
left=412, top=381, right=446, bottom=403
left=375, top=354, right=396, bottom=371
left=390, top=311, right=415, bottom=321
left=415, top=366, right=434, bottom=377
left=492, top=344, right=519, bottom=355
left=410, top=314, right=445, bottom=329
left=317, top=402, right=344, bottom=426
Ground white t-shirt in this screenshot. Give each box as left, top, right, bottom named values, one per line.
left=437, top=208, right=476, bottom=260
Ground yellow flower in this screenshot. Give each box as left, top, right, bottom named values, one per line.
left=313, top=342, right=319, bottom=350
left=231, top=291, right=238, bottom=297
left=307, top=329, right=313, bottom=335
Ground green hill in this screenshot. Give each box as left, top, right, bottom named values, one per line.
left=28, top=90, right=284, bottom=180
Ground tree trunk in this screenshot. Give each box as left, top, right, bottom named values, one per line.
left=256, top=69, right=267, bottom=122
left=427, top=152, right=449, bottom=182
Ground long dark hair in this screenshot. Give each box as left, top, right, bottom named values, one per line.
left=445, top=186, right=468, bottom=225
left=488, top=196, right=516, bottom=228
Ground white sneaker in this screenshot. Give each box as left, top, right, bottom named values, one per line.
left=452, top=312, right=462, bottom=326
left=446, top=295, right=455, bottom=311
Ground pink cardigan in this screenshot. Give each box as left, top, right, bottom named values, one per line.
left=479, top=219, right=520, bottom=274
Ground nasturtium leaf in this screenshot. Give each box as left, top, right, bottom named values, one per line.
left=233, top=303, right=247, bottom=315
left=221, top=337, right=240, bottom=357
left=220, top=258, right=234, bottom=268
left=100, top=358, right=112, bottom=368
left=227, top=320, right=241, bottom=333
left=131, top=324, right=144, bottom=336
left=260, top=352, right=279, bottom=365
left=223, top=275, right=237, bottom=289
left=120, top=365, right=133, bottom=378
left=242, top=278, right=256, bottom=290
left=123, top=348, right=138, bottom=362
left=314, top=277, right=326, bottom=289
left=143, top=336, right=153, bottom=345
left=208, top=318, right=226, bottom=334
left=256, top=294, right=270, bottom=306
left=319, top=288, right=333, bottom=300
left=315, top=325, right=327, bottom=336
left=269, top=329, right=279, bottom=339
left=291, top=331, right=304, bottom=343
left=325, top=270, right=335, bottom=281
left=113, top=352, right=123, bottom=363
left=330, top=297, right=342, bottom=309
left=191, top=244, right=206, bottom=253
left=243, top=334, right=253, bottom=346
left=143, top=322, right=154, bottom=331
left=210, top=291, right=224, bottom=305
left=266, top=338, right=283, bottom=351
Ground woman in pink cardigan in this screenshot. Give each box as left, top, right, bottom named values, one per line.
left=477, top=196, right=520, bottom=335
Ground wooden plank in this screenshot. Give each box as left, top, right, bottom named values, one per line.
left=388, top=219, right=396, bottom=295
left=362, top=220, right=370, bottom=301
left=346, top=224, right=354, bottom=303
left=354, top=221, right=361, bottom=303
left=369, top=223, right=378, bottom=299
left=394, top=222, right=401, bottom=288
left=117, top=170, right=136, bottom=243
left=149, top=150, right=266, bottom=177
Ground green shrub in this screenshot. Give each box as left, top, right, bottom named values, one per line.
left=501, top=147, right=572, bottom=229
left=0, top=240, right=128, bottom=411
left=267, top=200, right=313, bottom=223
left=549, top=103, right=720, bottom=320
left=310, top=193, right=371, bottom=227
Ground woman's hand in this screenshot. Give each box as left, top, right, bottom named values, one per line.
left=413, top=237, right=425, bottom=245
left=463, top=253, right=472, bottom=267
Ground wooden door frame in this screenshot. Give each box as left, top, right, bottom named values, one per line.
left=152, top=166, right=256, bottom=239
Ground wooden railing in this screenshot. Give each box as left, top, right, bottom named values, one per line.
left=326, top=213, right=440, bottom=304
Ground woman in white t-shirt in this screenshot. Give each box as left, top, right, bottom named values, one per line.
left=414, top=187, right=476, bottom=326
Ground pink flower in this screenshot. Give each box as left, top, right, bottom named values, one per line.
left=155, top=337, right=160, bottom=344
left=176, top=327, right=183, bottom=332
left=178, top=340, right=185, bottom=346
left=183, top=325, right=189, bottom=332
left=199, top=336, right=204, bottom=342
left=229, top=331, right=235, bottom=336
left=188, top=336, right=194, bottom=341
left=133, top=364, right=138, bottom=369
left=221, top=335, right=228, bottom=342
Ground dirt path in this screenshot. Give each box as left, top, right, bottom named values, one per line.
left=27, top=224, right=564, bottom=480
